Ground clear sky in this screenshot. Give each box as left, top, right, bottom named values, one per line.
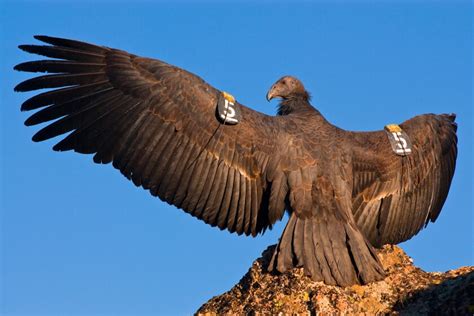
left=1, top=1, right=472, bottom=315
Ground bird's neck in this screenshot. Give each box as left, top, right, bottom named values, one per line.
left=277, top=92, right=317, bottom=116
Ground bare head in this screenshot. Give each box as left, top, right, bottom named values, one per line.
left=266, top=76, right=308, bottom=101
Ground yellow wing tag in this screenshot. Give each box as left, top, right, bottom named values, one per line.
left=217, top=91, right=241, bottom=125
left=384, top=124, right=413, bottom=156
left=385, top=124, right=402, bottom=133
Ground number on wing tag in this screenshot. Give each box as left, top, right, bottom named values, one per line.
left=217, top=91, right=241, bottom=125
left=384, top=124, right=413, bottom=156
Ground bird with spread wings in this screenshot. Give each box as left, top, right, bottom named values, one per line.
left=15, top=36, right=457, bottom=286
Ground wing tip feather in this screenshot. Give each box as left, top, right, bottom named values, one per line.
left=18, top=44, right=36, bottom=53
left=13, top=63, right=23, bottom=72
left=14, top=80, right=36, bottom=93
left=33, top=35, right=49, bottom=42
left=31, top=133, right=42, bottom=142
left=14, top=82, right=28, bottom=92
left=24, top=117, right=35, bottom=126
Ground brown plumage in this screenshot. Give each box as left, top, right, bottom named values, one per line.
left=14, top=36, right=458, bottom=286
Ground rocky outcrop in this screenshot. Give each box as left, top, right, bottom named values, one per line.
left=197, top=245, right=473, bottom=315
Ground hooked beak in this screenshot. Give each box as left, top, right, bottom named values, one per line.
left=266, top=85, right=277, bottom=101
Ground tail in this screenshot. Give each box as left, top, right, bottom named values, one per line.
left=268, top=212, right=386, bottom=286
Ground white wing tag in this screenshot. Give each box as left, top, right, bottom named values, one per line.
left=385, top=124, right=413, bottom=156
left=217, top=91, right=241, bottom=125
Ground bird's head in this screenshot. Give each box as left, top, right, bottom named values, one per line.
left=266, top=76, right=308, bottom=101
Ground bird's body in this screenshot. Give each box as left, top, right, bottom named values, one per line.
left=15, top=36, right=457, bottom=286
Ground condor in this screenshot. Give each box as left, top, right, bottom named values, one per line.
left=15, top=36, right=457, bottom=286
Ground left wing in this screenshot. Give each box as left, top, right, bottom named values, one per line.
left=349, top=114, right=457, bottom=247
left=14, top=35, right=291, bottom=237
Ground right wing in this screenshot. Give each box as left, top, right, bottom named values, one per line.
left=351, top=114, right=457, bottom=247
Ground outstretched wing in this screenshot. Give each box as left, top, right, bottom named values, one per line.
left=350, top=114, right=457, bottom=247
left=14, top=35, right=289, bottom=237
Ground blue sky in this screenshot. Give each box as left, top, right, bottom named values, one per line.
left=1, top=1, right=472, bottom=315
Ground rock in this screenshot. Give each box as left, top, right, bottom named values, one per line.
left=196, top=245, right=474, bottom=315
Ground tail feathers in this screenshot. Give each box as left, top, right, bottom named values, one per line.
left=268, top=213, right=385, bottom=286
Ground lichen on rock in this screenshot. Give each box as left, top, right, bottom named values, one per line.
left=196, top=245, right=474, bottom=315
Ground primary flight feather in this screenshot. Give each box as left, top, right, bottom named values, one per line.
left=14, top=35, right=457, bottom=286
